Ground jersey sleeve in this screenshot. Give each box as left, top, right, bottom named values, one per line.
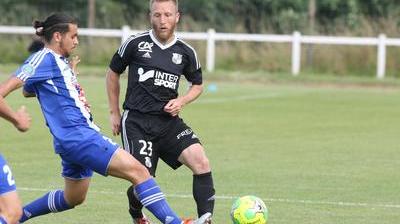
left=183, top=47, right=203, bottom=85
left=23, top=83, right=35, bottom=95
left=14, top=53, right=54, bottom=87
left=109, top=36, right=137, bottom=74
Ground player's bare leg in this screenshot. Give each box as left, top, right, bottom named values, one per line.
left=106, top=148, right=150, bottom=183
left=0, top=191, right=22, bottom=224
left=179, top=143, right=215, bottom=223
left=63, top=178, right=91, bottom=206
left=107, top=148, right=183, bottom=224
left=178, top=143, right=210, bottom=174
left=108, top=149, right=152, bottom=224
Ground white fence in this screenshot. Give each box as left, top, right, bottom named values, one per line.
left=1, top=25, right=400, bottom=79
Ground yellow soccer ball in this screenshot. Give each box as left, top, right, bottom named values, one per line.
left=230, top=195, right=268, bottom=224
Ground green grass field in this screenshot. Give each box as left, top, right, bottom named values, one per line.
left=0, top=72, right=400, bottom=223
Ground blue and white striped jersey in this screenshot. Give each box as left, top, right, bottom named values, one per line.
left=14, top=48, right=99, bottom=151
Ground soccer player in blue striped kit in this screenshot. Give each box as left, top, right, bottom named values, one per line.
left=0, top=13, right=207, bottom=224
left=0, top=88, right=31, bottom=223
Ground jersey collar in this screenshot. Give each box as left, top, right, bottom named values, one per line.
left=45, top=47, right=67, bottom=62
left=149, top=29, right=177, bottom=50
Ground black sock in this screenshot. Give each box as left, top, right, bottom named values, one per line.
left=193, top=172, right=215, bottom=217
left=127, top=185, right=144, bottom=219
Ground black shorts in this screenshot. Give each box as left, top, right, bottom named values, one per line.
left=121, top=110, right=201, bottom=176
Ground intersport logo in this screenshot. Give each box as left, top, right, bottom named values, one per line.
left=137, top=67, right=179, bottom=89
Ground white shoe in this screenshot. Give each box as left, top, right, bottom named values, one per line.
left=193, top=212, right=212, bottom=224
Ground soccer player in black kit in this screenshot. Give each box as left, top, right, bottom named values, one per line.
left=106, top=0, right=214, bottom=223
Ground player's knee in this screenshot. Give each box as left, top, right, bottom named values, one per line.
left=12, top=208, right=23, bottom=223
left=108, top=149, right=151, bottom=184
left=197, top=156, right=211, bottom=172
left=133, top=163, right=151, bottom=178
left=67, top=194, right=87, bottom=207
left=73, top=195, right=86, bottom=206
left=126, top=162, right=151, bottom=184
left=190, top=155, right=211, bottom=174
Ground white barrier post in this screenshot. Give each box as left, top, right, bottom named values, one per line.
left=121, top=25, right=131, bottom=43
left=377, top=34, right=386, bottom=79
left=292, top=31, right=301, bottom=76
left=206, top=29, right=216, bottom=72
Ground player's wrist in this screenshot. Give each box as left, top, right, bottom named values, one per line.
left=179, top=96, right=190, bottom=106
left=6, top=112, right=20, bottom=126
left=13, top=119, right=24, bottom=131
left=109, top=109, right=120, bottom=115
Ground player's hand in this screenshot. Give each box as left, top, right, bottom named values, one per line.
left=70, top=55, right=81, bottom=75
left=110, top=112, right=121, bottom=136
left=164, top=98, right=184, bottom=117
left=14, top=106, right=31, bottom=132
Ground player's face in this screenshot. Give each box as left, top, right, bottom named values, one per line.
left=59, top=24, right=79, bottom=58
left=150, top=1, right=180, bottom=44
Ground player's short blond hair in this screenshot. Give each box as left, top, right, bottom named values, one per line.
left=150, top=0, right=178, bottom=11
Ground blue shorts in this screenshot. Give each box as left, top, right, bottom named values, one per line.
left=0, top=154, right=17, bottom=195
left=55, top=131, right=120, bottom=179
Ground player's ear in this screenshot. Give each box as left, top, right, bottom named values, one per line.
left=53, top=32, right=63, bottom=43
left=175, top=11, right=180, bottom=24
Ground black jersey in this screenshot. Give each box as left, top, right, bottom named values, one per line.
left=109, top=30, right=202, bottom=115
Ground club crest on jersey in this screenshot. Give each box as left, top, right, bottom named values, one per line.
left=138, top=41, right=153, bottom=58
left=172, top=53, right=182, bottom=64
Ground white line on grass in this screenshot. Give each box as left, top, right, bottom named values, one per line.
left=195, top=93, right=281, bottom=104
left=19, top=187, right=400, bottom=209
left=98, top=93, right=281, bottom=109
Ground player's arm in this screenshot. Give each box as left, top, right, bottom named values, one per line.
left=165, top=45, right=203, bottom=117
left=0, top=76, right=23, bottom=97
left=106, top=68, right=122, bottom=136
left=178, top=83, right=203, bottom=105
left=164, top=83, right=203, bottom=117
left=107, top=36, right=135, bottom=135
left=0, top=76, right=31, bottom=132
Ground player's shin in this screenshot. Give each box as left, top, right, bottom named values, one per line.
left=134, top=178, right=182, bottom=224
left=127, top=185, right=144, bottom=218
left=19, top=190, right=72, bottom=223
left=193, top=172, right=215, bottom=217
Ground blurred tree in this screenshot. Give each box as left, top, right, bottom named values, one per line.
left=306, top=0, right=316, bottom=68
left=87, top=0, right=95, bottom=28
left=0, top=0, right=399, bottom=33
